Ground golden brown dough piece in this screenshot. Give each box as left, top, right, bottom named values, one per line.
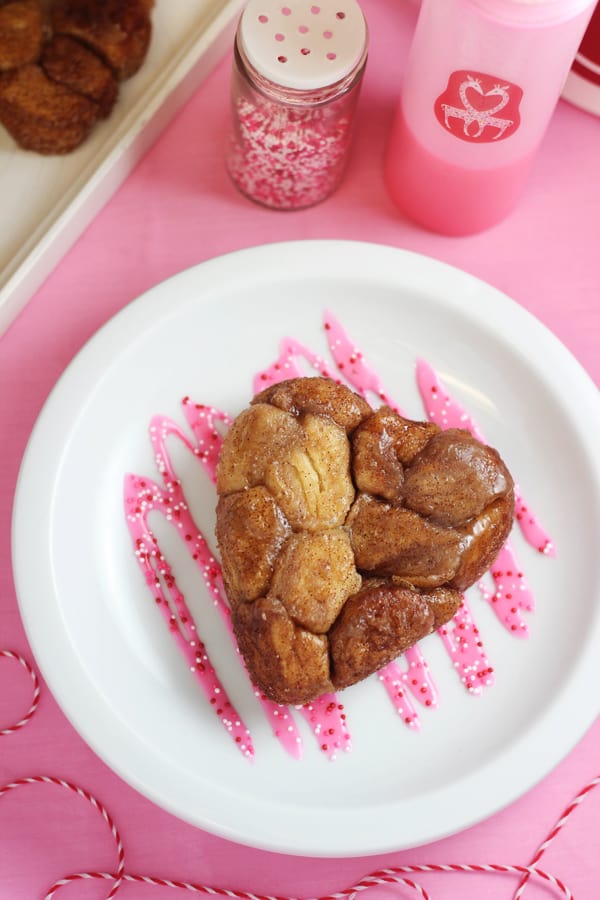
left=254, top=377, right=371, bottom=433
left=232, top=597, right=334, bottom=706
left=0, top=62, right=98, bottom=153
left=0, top=1, right=44, bottom=72
left=42, top=33, right=118, bottom=117
left=50, top=0, right=153, bottom=80
left=215, top=376, right=515, bottom=705
left=347, top=494, right=464, bottom=588
left=217, top=402, right=355, bottom=532
left=329, top=582, right=435, bottom=691
left=216, top=486, right=291, bottom=605
left=352, top=406, right=439, bottom=502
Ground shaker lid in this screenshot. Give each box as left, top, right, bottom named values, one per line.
left=238, top=0, right=367, bottom=91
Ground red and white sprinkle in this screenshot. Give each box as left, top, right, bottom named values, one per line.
left=227, top=97, right=354, bottom=210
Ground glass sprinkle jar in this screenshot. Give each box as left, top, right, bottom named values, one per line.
left=226, top=0, right=368, bottom=210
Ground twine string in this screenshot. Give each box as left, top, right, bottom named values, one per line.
left=0, top=650, right=41, bottom=735
left=0, top=775, right=125, bottom=900
left=1, top=651, right=597, bottom=900
left=13, top=860, right=582, bottom=900
left=512, top=774, right=600, bottom=900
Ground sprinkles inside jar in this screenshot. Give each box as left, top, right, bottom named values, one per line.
left=225, top=0, right=368, bottom=210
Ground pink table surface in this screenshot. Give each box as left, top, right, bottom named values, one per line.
left=1, top=1, right=599, bottom=898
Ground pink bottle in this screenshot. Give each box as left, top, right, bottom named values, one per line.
left=385, top=0, right=597, bottom=235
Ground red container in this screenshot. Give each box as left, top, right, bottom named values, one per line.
left=563, top=1, right=600, bottom=115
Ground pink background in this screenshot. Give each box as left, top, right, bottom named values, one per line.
left=1, top=1, right=598, bottom=898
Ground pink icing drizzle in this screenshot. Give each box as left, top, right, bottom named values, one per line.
left=253, top=337, right=336, bottom=393
left=415, top=358, right=486, bottom=442
left=414, top=358, right=553, bottom=636
left=319, top=312, right=554, bottom=688
left=323, top=317, right=398, bottom=410
left=127, top=409, right=303, bottom=759
left=124, top=471, right=254, bottom=759
left=478, top=543, right=535, bottom=637
left=124, top=310, right=555, bottom=757
left=514, top=491, right=556, bottom=557
left=296, top=696, right=351, bottom=759
left=438, top=597, right=495, bottom=695
left=318, top=314, right=498, bottom=699
left=125, top=401, right=352, bottom=760
left=378, top=646, right=439, bottom=730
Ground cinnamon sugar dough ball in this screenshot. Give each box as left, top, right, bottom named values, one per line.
left=0, top=1, right=45, bottom=73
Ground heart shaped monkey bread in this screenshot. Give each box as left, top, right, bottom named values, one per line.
left=215, top=377, right=514, bottom=705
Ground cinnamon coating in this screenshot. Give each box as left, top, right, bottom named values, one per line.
left=42, top=34, right=118, bottom=117
left=50, top=0, right=153, bottom=81
left=0, top=1, right=45, bottom=72
left=216, top=377, right=514, bottom=704
left=0, top=0, right=151, bottom=154
left=0, top=63, right=98, bottom=153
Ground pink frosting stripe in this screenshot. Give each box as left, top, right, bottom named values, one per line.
left=514, top=488, right=556, bottom=557
left=254, top=692, right=303, bottom=761
left=125, top=407, right=307, bottom=760
left=415, top=357, right=486, bottom=441
left=253, top=337, right=335, bottom=395
left=180, top=399, right=232, bottom=483
left=437, top=597, right=495, bottom=696
left=125, top=400, right=358, bottom=760
left=123, top=471, right=254, bottom=760
left=323, top=311, right=401, bottom=411
left=379, top=645, right=440, bottom=731
left=295, top=696, right=352, bottom=759
left=149, top=408, right=309, bottom=756
left=478, top=542, right=535, bottom=637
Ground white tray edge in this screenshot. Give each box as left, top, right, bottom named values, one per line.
left=0, top=0, right=244, bottom=338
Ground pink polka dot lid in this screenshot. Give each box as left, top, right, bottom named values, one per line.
left=239, top=0, right=368, bottom=90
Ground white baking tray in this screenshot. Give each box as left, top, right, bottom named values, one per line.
left=0, top=0, right=244, bottom=337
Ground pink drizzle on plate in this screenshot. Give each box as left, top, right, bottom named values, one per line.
left=124, top=311, right=554, bottom=757
left=323, top=316, right=399, bottom=410
left=124, top=402, right=352, bottom=760
left=478, top=543, right=535, bottom=637
left=438, top=597, right=495, bottom=694
left=253, top=337, right=336, bottom=393
left=378, top=646, right=439, bottom=729
left=124, top=470, right=254, bottom=759
left=296, top=696, right=351, bottom=759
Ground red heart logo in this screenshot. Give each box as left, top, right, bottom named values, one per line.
left=434, top=70, right=523, bottom=143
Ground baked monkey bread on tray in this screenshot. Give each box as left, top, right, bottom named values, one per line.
left=215, top=377, right=514, bottom=705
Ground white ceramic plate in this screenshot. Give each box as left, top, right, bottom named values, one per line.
left=12, top=241, right=600, bottom=856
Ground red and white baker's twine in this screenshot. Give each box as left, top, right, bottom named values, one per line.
left=512, top=774, right=600, bottom=900
left=0, top=775, right=125, bottom=900
left=1, top=650, right=598, bottom=900
left=0, top=649, right=40, bottom=734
